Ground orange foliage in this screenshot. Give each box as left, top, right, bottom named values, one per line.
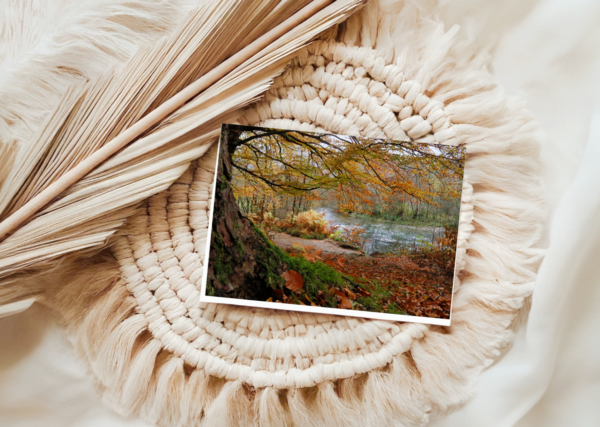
left=231, top=128, right=466, bottom=222
left=340, top=225, right=370, bottom=249
left=250, top=209, right=338, bottom=239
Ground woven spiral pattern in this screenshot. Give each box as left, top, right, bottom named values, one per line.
left=111, top=40, right=478, bottom=390
left=98, top=33, right=542, bottom=426
left=239, top=40, right=456, bottom=144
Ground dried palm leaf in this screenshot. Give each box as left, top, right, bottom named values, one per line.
left=0, top=0, right=367, bottom=311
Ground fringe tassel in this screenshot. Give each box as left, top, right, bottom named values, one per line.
left=119, top=339, right=163, bottom=416
left=287, top=388, right=318, bottom=427
left=313, top=382, right=358, bottom=427
left=201, top=380, right=255, bottom=427
left=77, top=284, right=136, bottom=369
left=286, top=383, right=355, bottom=427
left=180, top=369, right=211, bottom=427
left=255, top=387, right=291, bottom=427
left=95, top=314, right=148, bottom=391
left=362, top=357, right=430, bottom=426
left=146, top=356, right=186, bottom=426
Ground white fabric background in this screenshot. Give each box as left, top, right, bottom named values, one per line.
left=1, top=0, right=600, bottom=425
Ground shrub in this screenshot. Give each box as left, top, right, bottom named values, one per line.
left=329, top=229, right=345, bottom=242
left=251, top=209, right=338, bottom=240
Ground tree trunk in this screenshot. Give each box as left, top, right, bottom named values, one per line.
left=206, top=126, right=288, bottom=300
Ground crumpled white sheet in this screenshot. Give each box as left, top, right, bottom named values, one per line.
left=1, top=0, right=600, bottom=426
left=433, top=0, right=600, bottom=425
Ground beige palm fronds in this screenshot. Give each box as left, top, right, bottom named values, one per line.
left=0, top=0, right=367, bottom=311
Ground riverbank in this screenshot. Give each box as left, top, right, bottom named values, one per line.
left=270, top=232, right=364, bottom=258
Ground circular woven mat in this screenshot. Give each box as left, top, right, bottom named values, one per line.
left=93, top=35, right=543, bottom=426
left=21, top=2, right=543, bottom=419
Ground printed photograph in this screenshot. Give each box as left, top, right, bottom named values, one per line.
left=201, top=124, right=466, bottom=324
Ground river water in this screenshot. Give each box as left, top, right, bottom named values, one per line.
left=315, top=208, right=444, bottom=255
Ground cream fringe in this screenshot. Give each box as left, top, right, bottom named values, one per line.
left=0, top=0, right=191, bottom=166
left=0, top=0, right=196, bottom=319
left=28, top=1, right=544, bottom=426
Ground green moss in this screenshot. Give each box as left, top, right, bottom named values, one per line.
left=251, top=221, right=270, bottom=242
left=218, top=178, right=228, bottom=191
left=218, top=158, right=229, bottom=190
left=284, top=256, right=344, bottom=300
left=247, top=221, right=286, bottom=289
left=211, top=232, right=235, bottom=285
left=234, top=235, right=244, bottom=256
left=357, top=281, right=407, bottom=314
left=354, top=278, right=408, bottom=314
left=250, top=220, right=346, bottom=303
left=299, top=233, right=326, bottom=240
left=385, top=302, right=407, bottom=315
left=206, top=283, right=215, bottom=296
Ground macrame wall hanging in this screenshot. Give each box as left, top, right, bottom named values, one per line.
left=0, top=1, right=544, bottom=426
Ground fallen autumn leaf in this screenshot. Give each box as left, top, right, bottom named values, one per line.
left=281, top=270, right=304, bottom=293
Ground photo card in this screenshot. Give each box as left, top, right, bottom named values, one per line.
left=199, top=124, right=467, bottom=326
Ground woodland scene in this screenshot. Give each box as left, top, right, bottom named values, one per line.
left=206, top=125, right=466, bottom=319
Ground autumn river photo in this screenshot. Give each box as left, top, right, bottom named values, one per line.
left=205, top=125, right=466, bottom=321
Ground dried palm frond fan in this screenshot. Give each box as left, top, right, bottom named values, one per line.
left=0, top=0, right=544, bottom=426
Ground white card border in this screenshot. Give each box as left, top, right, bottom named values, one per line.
left=198, top=127, right=458, bottom=327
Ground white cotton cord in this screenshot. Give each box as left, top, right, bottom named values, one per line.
left=239, top=41, right=457, bottom=145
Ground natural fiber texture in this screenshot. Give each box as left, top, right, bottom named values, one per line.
left=0, top=0, right=366, bottom=309
left=0, top=0, right=197, bottom=315
left=1, top=0, right=545, bottom=425
left=17, top=1, right=546, bottom=426
left=0, top=0, right=188, bottom=151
